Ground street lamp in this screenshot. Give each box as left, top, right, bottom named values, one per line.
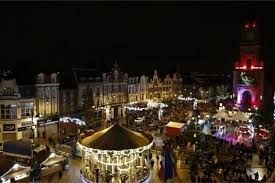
left=43, top=98, right=49, bottom=138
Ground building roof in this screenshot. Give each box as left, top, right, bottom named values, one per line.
left=81, top=124, right=153, bottom=150
left=166, top=121, right=185, bottom=129
left=18, top=85, right=36, bottom=98
left=72, top=68, right=102, bottom=83
left=3, top=140, right=33, bottom=158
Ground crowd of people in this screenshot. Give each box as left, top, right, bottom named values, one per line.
left=187, top=133, right=273, bottom=183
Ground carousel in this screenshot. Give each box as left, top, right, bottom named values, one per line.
left=78, top=123, right=154, bottom=183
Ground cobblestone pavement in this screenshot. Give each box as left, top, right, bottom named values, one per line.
left=40, top=157, right=82, bottom=183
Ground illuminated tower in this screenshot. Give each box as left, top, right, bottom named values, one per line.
left=233, top=20, right=264, bottom=110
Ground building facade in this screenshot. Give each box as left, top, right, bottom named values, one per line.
left=128, top=75, right=149, bottom=103
left=35, top=73, right=60, bottom=117
left=102, top=63, right=128, bottom=121
left=148, top=70, right=182, bottom=101
left=0, top=72, right=36, bottom=143
left=233, top=21, right=264, bottom=110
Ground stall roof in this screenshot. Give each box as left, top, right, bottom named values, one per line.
left=2, top=163, right=31, bottom=181
left=166, top=122, right=185, bottom=129
left=3, top=140, right=33, bottom=159
left=41, top=153, right=66, bottom=167
left=213, top=110, right=230, bottom=119
left=230, top=111, right=248, bottom=122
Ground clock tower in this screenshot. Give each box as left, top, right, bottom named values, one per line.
left=233, top=20, right=264, bottom=110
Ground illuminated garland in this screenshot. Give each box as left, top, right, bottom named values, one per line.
left=77, top=140, right=154, bottom=156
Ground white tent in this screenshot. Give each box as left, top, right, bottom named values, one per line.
left=213, top=110, right=230, bottom=119
left=41, top=152, right=66, bottom=167
left=231, top=111, right=248, bottom=122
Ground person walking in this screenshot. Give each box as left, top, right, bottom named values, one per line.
left=58, top=171, right=63, bottom=179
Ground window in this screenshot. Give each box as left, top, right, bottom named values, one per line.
left=40, top=91, right=43, bottom=100
left=0, top=104, right=17, bottom=119
left=21, top=103, right=33, bottom=117
left=38, top=76, right=43, bottom=83
left=51, top=76, right=56, bottom=83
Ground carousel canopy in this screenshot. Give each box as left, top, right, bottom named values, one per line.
left=80, top=124, right=153, bottom=150
left=213, top=110, right=230, bottom=119
left=231, top=111, right=248, bottom=122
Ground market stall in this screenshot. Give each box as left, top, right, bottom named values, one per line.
left=78, top=123, right=154, bottom=183
left=213, top=110, right=230, bottom=120
left=40, top=152, right=67, bottom=177
left=256, top=129, right=270, bottom=140
left=230, top=111, right=248, bottom=122
left=164, top=121, right=185, bottom=137
left=3, top=140, right=33, bottom=165
left=0, top=157, right=32, bottom=183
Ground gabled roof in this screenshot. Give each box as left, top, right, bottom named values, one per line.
left=81, top=124, right=153, bottom=150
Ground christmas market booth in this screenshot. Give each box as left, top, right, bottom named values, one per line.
left=40, top=152, right=68, bottom=177
left=0, top=156, right=32, bottom=183
left=78, top=123, right=154, bottom=183
left=164, top=121, right=185, bottom=137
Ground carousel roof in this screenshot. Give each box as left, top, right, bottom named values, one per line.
left=80, top=124, right=153, bottom=151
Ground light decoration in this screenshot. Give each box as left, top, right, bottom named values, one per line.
left=78, top=140, right=154, bottom=156
left=126, top=100, right=167, bottom=111
left=240, top=72, right=255, bottom=86
left=60, top=117, right=86, bottom=126
left=251, top=66, right=263, bottom=70
left=235, top=65, right=247, bottom=70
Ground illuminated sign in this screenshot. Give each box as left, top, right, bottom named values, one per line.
left=239, top=72, right=255, bottom=86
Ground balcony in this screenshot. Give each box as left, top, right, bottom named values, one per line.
left=0, top=93, right=21, bottom=99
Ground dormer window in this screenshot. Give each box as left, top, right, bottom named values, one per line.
left=38, top=76, right=43, bottom=83
left=51, top=76, right=56, bottom=83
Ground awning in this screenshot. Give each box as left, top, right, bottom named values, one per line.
left=213, top=110, right=230, bottom=120
left=230, top=111, right=248, bottom=122
left=1, top=163, right=31, bottom=181
left=41, top=152, right=66, bottom=167
left=165, top=122, right=185, bottom=137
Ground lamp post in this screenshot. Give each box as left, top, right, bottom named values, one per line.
left=31, top=108, right=34, bottom=139
left=43, top=99, right=49, bottom=138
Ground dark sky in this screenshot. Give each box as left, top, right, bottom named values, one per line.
left=0, top=2, right=275, bottom=75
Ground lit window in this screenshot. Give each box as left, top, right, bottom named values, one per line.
left=21, top=103, right=33, bottom=117
left=0, top=104, right=17, bottom=119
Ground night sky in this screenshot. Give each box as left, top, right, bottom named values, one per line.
left=1, top=2, right=275, bottom=75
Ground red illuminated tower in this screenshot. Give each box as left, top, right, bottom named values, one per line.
left=233, top=20, right=264, bottom=110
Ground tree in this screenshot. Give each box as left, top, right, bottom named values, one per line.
left=83, top=88, right=98, bottom=128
